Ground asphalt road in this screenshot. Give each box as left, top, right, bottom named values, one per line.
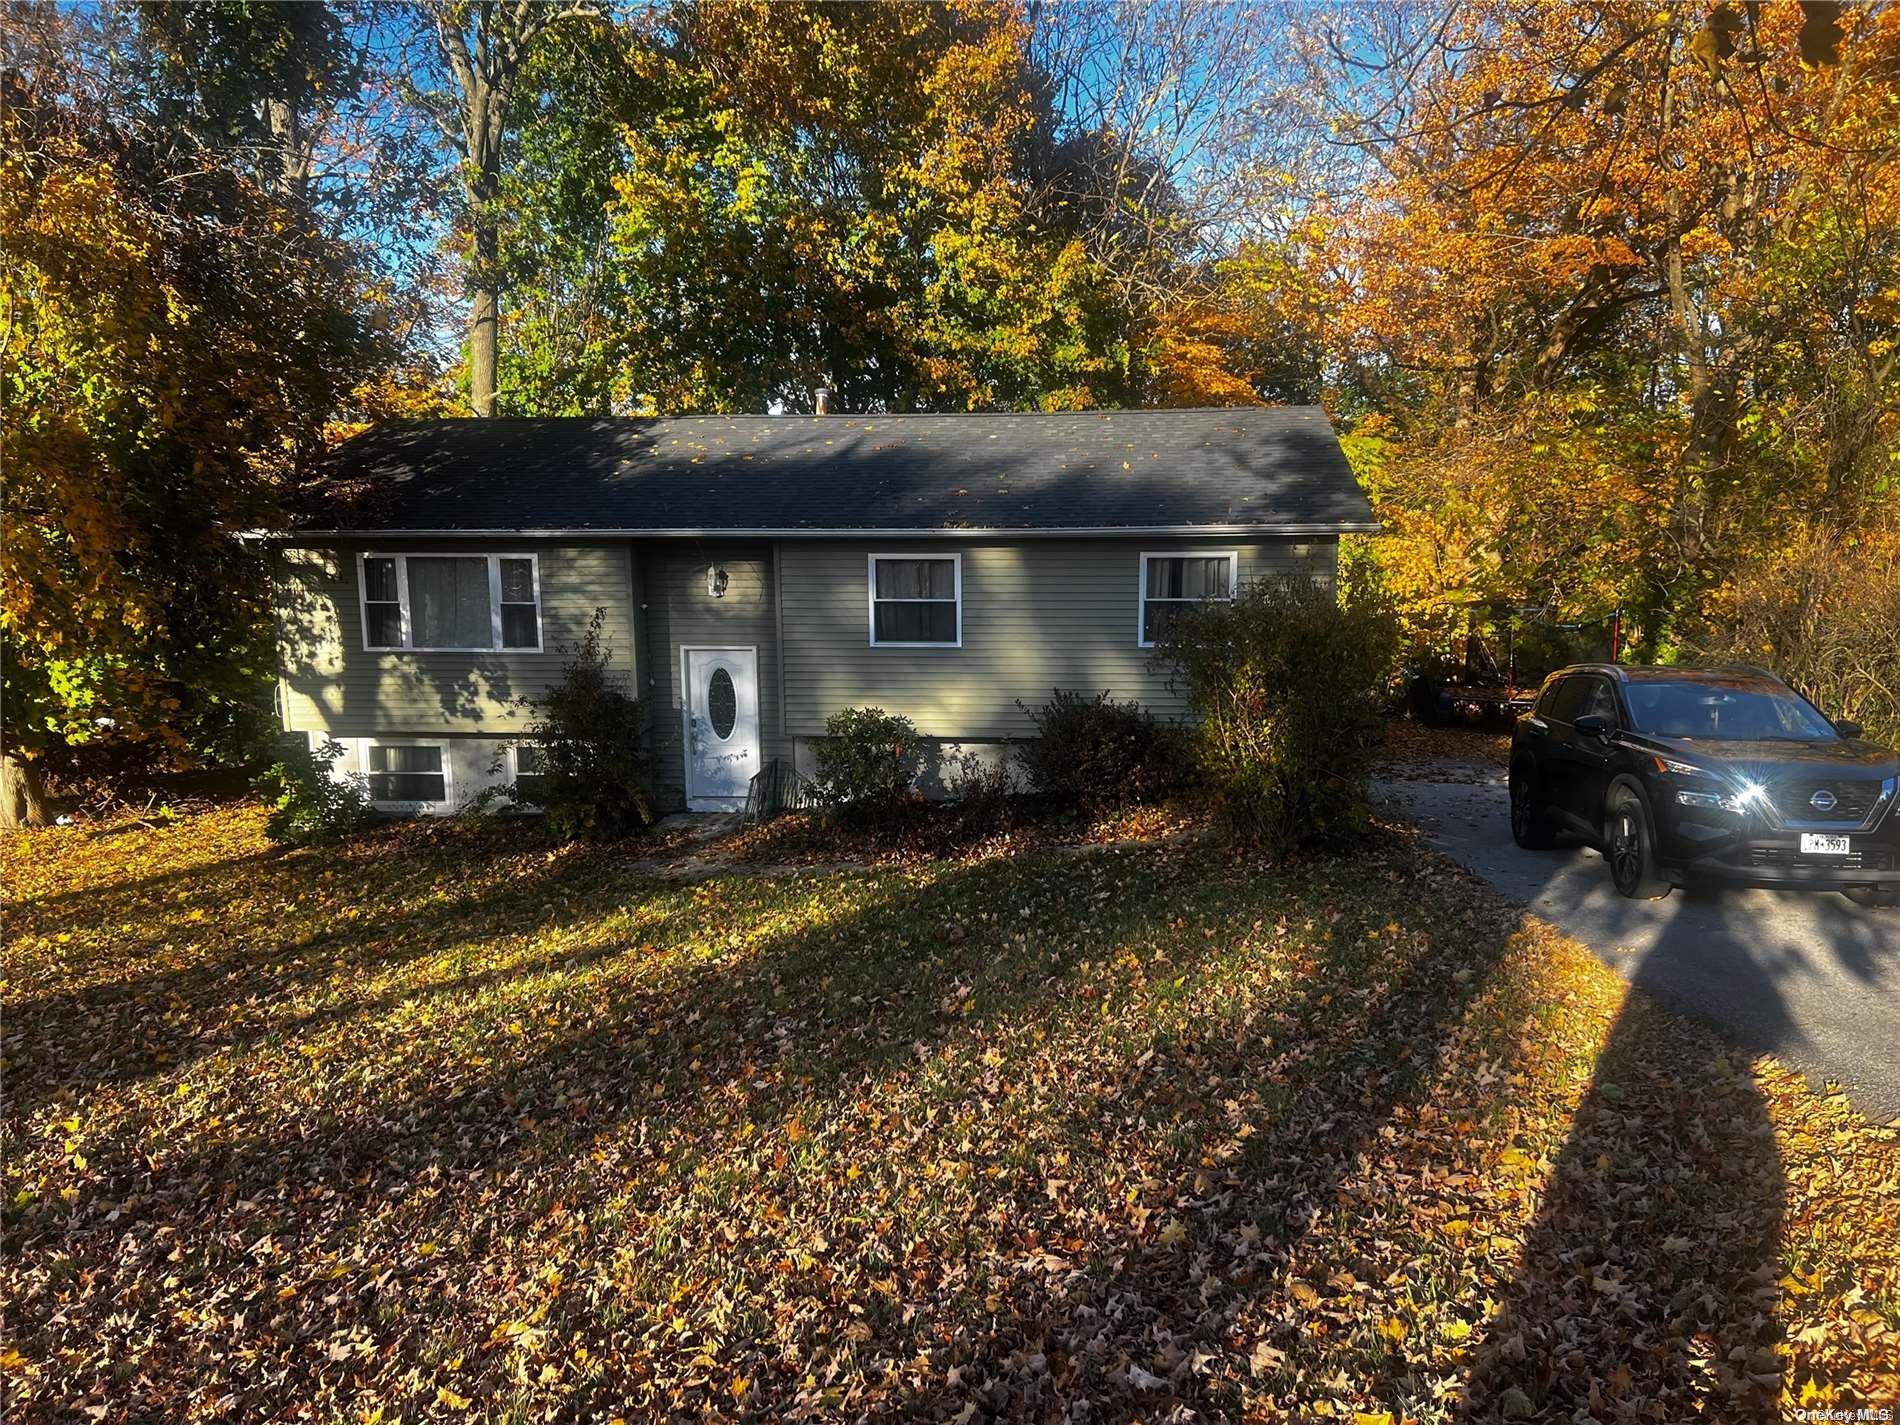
left=1374, top=761, right=1900, bottom=1121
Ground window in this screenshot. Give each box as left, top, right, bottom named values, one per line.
left=498, top=558, right=539, bottom=648
left=364, top=742, right=448, bottom=805
left=1548, top=676, right=1593, bottom=724
left=1576, top=678, right=1620, bottom=726
left=1535, top=675, right=1566, bottom=716
left=511, top=743, right=547, bottom=807
left=358, top=553, right=541, bottom=652
left=1624, top=678, right=1836, bottom=741
left=707, top=667, right=738, bottom=738
left=1138, top=552, right=1237, bottom=646
left=868, top=554, right=960, bottom=647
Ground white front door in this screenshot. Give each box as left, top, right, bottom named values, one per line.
left=682, top=647, right=760, bottom=810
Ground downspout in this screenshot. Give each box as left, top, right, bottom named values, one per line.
left=772, top=540, right=788, bottom=749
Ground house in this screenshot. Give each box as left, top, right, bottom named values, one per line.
left=272, top=408, right=1375, bottom=813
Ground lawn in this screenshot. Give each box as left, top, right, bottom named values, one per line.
left=4, top=806, right=1895, bottom=1422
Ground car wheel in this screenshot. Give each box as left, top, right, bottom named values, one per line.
left=1509, top=767, right=1558, bottom=849
left=1844, top=886, right=1900, bottom=910
left=1605, top=783, right=1671, bottom=900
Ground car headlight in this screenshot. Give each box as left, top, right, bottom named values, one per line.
left=1721, top=781, right=1772, bottom=815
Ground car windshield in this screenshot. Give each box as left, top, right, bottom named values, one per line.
left=1622, top=679, right=1836, bottom=741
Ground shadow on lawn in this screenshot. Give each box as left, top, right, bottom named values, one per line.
left=13, top=819, right=1797, bottom=1424
left=6, top=823, right=627, bottom=1120
left=22, top=839, right=1231, bottom=1417
left=873, top=854, right=1795, bottom=1421
left=1454, top=877, right=1789, bottom=1424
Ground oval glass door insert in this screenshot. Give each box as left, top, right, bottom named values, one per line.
left=707, top=667, right=737, bottom=739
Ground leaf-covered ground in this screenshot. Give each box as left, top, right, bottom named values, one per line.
left=4, top=805, right=1895, bottom=1422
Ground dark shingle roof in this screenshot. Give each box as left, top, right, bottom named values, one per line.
left=309, top=408, right=1374, bottom=535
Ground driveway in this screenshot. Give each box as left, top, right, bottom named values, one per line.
left=1375, top=760, right=1900, bottom=1121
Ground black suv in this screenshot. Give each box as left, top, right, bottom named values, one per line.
left=1509, top=664, right=1899, bottom=906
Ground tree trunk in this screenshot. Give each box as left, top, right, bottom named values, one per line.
left=1, top=751, right=50, bottom=829
left=469, top=259, right=499, bottom=418
left=466, top=87, right=503, bottom=418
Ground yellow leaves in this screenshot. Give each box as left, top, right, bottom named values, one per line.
left=434, top=1386, right=471, bottom=1411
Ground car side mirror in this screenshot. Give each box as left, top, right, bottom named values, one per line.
left=1835, top=719, right=1864, bottom=739
left=1573, top=713, right=1613, bottom=740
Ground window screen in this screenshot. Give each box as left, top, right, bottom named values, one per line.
left=871, top=557, right=958, bottom=644
left=366, top=744, right=445, bottom=803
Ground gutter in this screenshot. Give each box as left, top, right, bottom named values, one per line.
left=263, top=522, right=1382, bottom=542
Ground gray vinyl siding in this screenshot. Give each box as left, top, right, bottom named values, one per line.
left=641, top=544, right=784, bottom=806
left=778, top=537, right=1334, bottom=738
left=275, top=539, right=638, bottom=737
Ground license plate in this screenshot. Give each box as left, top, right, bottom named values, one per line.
left=1800, top=833, right=1851, bottom=856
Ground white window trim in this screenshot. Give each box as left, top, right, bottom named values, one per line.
left=1137, top=550, right=1239, bottom=648
left=359, top=736, right=454, bottom=812
left=357, top=551, right=544, bottom=653
left=866, top=552, right=963, bottom=648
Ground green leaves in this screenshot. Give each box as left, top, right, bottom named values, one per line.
left=496, top=1, right=1159, bottom=416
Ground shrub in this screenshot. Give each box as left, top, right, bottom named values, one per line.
left=1155, top=575, right=1399, bottom=852
left=518, top=609, right=653, bottom=841
left=1689, top=514, right=1900, bottom=748
left=1014, top=689, right=1188, bottom=813
left=810, top=707, right=921, bottom=823
left=256, top=736, right=370, bottom=845
left=942, top=747, right=1017, bottom=837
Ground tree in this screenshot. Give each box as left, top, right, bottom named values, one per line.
left=137, top=0, right=357, bottom=199
left=1298, top=0, right=1900, bottom=657
left=403, top=0, right=597, bottom=417
left=496, top=0, right=1165, bottom=414
left=0, top=16, right=398, bottom=825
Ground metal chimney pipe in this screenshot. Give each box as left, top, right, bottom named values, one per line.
left=813, top=385, right=831, bottom=415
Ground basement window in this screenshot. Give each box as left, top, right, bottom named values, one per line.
left=364, top=741, right=450, bottom=807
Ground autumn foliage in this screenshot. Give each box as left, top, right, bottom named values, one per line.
left=1315, top=1, right=1900, bottom=693
left=0, top=19, right=404, bottom=818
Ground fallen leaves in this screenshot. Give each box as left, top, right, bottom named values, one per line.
left=1, top=804, right=1894, bottom=1422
